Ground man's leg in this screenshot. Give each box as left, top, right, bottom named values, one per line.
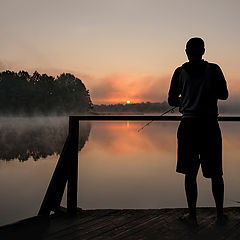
left=211, top=175, right=224, bottom=217
left=185, top=173, right=198, bottom=217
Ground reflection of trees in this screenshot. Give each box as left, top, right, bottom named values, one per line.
left=0, top=117, right=91, bottom=161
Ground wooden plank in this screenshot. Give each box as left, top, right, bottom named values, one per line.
left=70, top=115, right=181, bottom=121
left=44, top=210, right=162, bottom=240
left=46, top=210, right=133, bottom=240
left=69, top=210, right=160, bottom=240
left=2, top=208, right=240, bottom=240
left=0, top=216, right=50, bottom=240
left=69, top=115, right=240, bottom=122
left=109, top=209, right=180, bottom=240
left=44, top=210, right=120, bottom=240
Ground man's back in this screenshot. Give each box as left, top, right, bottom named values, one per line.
left=168, top=60, right=228, bottom=117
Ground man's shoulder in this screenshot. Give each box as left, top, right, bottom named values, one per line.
left=173, top=66, right=184, bottom=75
left=180, top=60, right=221, bottom=69
left=206, top=62, right=222, bottom=71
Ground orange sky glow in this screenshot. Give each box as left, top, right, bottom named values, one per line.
left=0, top=0, right=240, bottom=104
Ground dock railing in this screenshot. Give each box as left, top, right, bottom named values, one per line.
left=38, top=115, right=240, bottom=216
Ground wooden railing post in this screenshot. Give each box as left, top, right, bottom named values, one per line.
left=38, top=117, right=79, bottom=216
left=67, top=117, right=79, bottom=214
left=38, top=135, right=71, bottom=216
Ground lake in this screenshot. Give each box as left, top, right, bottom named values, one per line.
left=0, top=116, right=240, bottom=226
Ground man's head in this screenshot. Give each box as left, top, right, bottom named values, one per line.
left=185, top=37, right=205, bottom=61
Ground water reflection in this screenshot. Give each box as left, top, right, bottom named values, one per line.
left=90, top=121, right=177, bottom=154
left=78, top=121, right=181, bottom=210
left=0, top=117, right=91, bottom=161
left=0, top=118, right=240, bottom=226
left=77, top=121, right=240, bottom=210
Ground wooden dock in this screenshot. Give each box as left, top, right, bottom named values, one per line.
left=2, top=116, right=240, bottom=239
left=1, top=207, right=240, bottom=240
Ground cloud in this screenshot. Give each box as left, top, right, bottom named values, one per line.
left=90, top=73, right=170, bottom=104
left=89, top=73, right=240, bottom=112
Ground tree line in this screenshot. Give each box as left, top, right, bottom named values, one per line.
left=92, top=101, right=170, bottom=113
left=0, top=70, right=93, bottom=115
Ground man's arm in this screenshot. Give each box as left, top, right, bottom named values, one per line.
left=215, top=65, right=228, bottom=100
left=168, top=67, right=182, bottom=106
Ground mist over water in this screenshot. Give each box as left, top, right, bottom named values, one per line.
left=0, top=117, right=91, bottom=161
left=0, top=117, right=240, bottom=226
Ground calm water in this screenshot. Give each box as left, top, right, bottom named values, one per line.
left=0, top=117, right=240, bottom=226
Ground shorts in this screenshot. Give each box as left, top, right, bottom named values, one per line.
left=177, top=118, right=223, bottom=178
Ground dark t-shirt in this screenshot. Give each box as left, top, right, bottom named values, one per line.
left=168, top=60, right=228, bottom=117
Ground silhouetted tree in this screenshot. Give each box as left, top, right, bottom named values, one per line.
left=0, top=70, right=92, bottom=115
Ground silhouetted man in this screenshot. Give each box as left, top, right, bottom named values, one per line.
left=168, top=37, right=228, bottom=226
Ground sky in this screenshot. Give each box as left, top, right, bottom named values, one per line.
left=0, top=0, right=240, bottom=104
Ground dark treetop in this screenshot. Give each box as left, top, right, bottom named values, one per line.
left=0, top=70, right=93, bottom=115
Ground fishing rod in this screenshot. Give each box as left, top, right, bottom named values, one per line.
left=137, top=106, right=177, bottom=132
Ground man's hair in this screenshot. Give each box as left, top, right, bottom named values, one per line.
left=186, top=37, right=205, bottom=56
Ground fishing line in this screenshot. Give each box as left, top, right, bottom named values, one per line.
left=137, top=106, right=176, bottom=132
